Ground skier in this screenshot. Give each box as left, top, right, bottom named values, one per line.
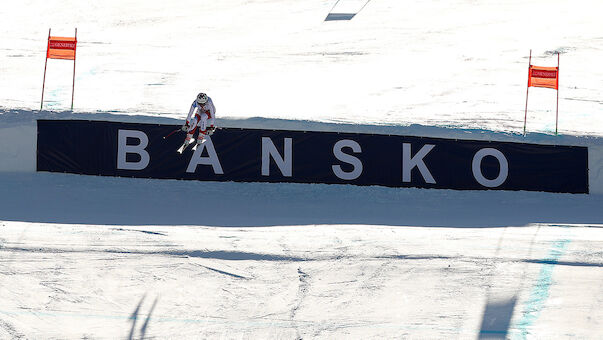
left=178, top=92, right=216, bottom=153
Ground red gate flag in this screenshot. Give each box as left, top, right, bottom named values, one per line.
left=47, top=36, right=77, bottom=60
left=528, top=65, right=558, bottom=90
left=523, top=50, right=560, bottom=135
left=41, top=28, right=78, bottom=111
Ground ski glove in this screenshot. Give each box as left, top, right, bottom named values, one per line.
left=207, top=126, right=216, bottom=136
left=181, top=124, right=189, bottom=132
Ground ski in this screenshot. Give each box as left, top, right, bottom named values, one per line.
left=177, top=140, right=193, bottom=154
left=191, top=138, right=206, bottom=151
left=176, top=127, right=216, bottom=154
left=177, top=138, right=207, bottom=153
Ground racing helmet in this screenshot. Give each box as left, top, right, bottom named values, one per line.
left=196, top=92, right=208, bottom=105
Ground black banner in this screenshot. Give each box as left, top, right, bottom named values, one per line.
left=37, top=120, right=589, bottom=193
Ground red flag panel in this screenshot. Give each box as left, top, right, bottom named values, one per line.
left=47, top=36, right=77, bottom=60
left=528, top=65, right=558, bottom=90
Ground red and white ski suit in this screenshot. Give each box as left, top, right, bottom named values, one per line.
left=185, top=97, right=216, bottom=143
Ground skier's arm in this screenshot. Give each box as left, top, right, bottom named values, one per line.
left=204, top=99, right=216, bottom=135
left=186, top=101, right=197, bottom=125
left=206, top=100, right=216, bottom=119
left=203, top=98, right=216, bottom=126
left=181, top=101, right=197, bottom=131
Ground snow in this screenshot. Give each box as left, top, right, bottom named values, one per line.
left=1, top=218, right=603, bottom=338
left=2, top=1, right=603, bottom=135
left=1, top=0, right=603, bottom=338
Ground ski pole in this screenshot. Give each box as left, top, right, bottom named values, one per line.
left=163, top=128, right=181, bottom=139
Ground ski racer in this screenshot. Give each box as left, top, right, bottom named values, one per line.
left=178, top=92, right=216, bottom=152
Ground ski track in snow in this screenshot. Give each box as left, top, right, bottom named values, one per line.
left=2, top=0, right=603, bottom=338
left=1, top=222, right=603, bottom=338
left=0, top=318, right=25, bottom=340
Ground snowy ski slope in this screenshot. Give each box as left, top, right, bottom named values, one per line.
left=1, top=0, right=603, bottom=339
left=2, top=0, right=603, bottom=135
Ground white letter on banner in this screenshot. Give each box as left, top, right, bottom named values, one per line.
left=117, top=129, right=150, bottom=170
left=402, top=143, right=436, bottom=184
left=262, top=137, right=292, bottom=177
left=332, top=140, right=363, bottom=180
left=472, top=148, right=508, bottom=188
left=186, top=137, right=224, bottom=174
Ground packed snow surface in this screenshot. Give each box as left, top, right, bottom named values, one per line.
left=2, top=0, right=603, bottom=136
left=1, top=0, right=603, bottom=339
